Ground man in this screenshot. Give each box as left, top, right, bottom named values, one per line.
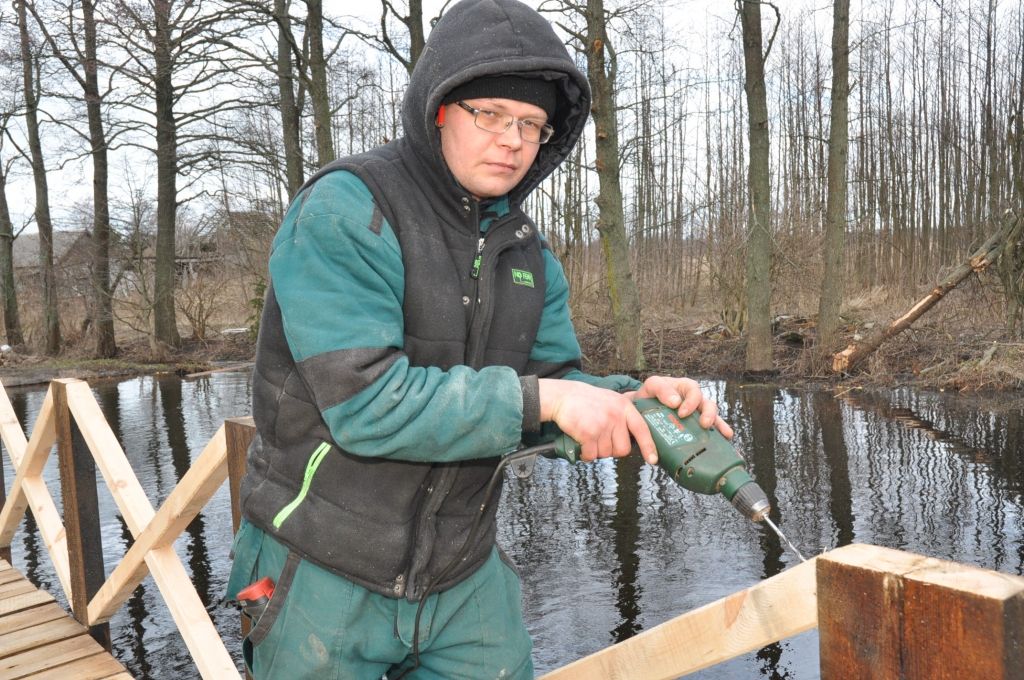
left=227, top=0, right=731, bottom=677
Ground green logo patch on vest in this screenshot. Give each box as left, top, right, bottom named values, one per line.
left=511, top=269, right=534, bottom=288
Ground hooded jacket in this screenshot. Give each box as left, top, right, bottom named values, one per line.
left=241, top=0, right=639, bottom=600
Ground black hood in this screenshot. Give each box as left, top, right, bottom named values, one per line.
left=402, top=0, right=591, bottom=207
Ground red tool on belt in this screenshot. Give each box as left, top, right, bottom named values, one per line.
left=237, top=576, right=275, bottom=620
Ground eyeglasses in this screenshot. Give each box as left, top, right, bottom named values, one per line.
left=456, top=101, right=555, bottom=144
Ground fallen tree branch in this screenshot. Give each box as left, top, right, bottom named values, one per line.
left=832, top=212, right=1023, bottom=374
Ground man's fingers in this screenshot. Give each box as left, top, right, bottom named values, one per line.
left=626, top=405, right=656, bottom=464
left=714, top=415, right=734, bottom=439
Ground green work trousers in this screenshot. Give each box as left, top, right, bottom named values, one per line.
left=226, top=520, right=534, bottom=680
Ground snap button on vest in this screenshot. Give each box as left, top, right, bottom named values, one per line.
left=462, top=296, right=470, bottom=305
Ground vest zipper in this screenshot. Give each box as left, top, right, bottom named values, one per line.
left=272, top=442, right=331, bottom=529
left=466, top=218, right=521, bottom=368
left=470, top=237, right=485, bottom=280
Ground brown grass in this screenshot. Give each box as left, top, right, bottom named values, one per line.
left=4, top=258, right=1021, bottom=392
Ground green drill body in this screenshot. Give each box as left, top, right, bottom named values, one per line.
left=551, top=398, right=771, bottom=522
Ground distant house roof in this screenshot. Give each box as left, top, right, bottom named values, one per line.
left=12, top=230, right=93, bottom=270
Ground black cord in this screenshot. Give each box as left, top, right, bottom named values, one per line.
left=389, top=444, right=555, bottom=680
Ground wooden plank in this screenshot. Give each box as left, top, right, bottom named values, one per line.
left=144, top=545, right=241, bottom=678
left=0, top=589, right=55, bottom=617
left=0, top=568, right=23, bottom=586
left=0, top=386, right=72, bottom=601
left=15, top=650, right=128, bottom=680
left=903, top=560, right=1024, bottom=679
left=0, top=580, right=40, bottom=599
left=540, top=557, right=818, bottom=680
left=0, top=614, right=86, bottom=657
left=0, top=383, right=31, bottom=461
left=817, top=543, right=1024, bottom=680
left=0, top=601, right=67, bottom=635
left=0, top=386, right=57, bottom=545
left=63, top=381, right=155, bottom=537
left=88, top=427, right=229, bottom=623
left=0, top=633, right=107, bottom=678
left=52, top=381, right=111, bottom=651
left=63, top=382, right=239, bottom=677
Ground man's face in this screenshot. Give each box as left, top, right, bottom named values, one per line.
left=439, top=97, right=546, bottom=200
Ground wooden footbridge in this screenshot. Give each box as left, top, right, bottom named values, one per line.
left=0, top=378, right=1021, bottom=679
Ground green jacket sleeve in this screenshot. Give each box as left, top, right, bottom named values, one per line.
left=269, top=171, right=524, bottom=463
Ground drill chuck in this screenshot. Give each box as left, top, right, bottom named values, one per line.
left=729, top=481, right=771, bottom=522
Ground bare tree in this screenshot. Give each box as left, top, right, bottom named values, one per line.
left=275, top=0, right=304, bottom=196
left=107, top=0, right=260, bottom=349
left=816, top=0, right=850, bottom=360
left=738, top=0, right=778, bottom=372
left=0, top=119, right=24, bottom=348
left=29, top=0, right=117, bottom=357
left=540, top=0, right=645, bottom=372
left=368, top=0, right=454, bottom=74
left=16, top=0, right=60, bottom=354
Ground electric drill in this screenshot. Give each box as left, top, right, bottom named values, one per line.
left=550, top=398, right=771, bottom=522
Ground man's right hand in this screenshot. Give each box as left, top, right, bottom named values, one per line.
left=537, top=379, right=656, bottom=464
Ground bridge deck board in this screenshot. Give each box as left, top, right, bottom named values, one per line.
left=0, top=560, right=131, bottom=680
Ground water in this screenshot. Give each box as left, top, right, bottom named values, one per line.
left=2, top=376, right=1022, bottom=679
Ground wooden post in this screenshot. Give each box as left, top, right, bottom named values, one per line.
left=818, top=543, right=1024, bottom=679
left=0, top=434, right=9, bottom=565
left=223, top=417, right=254, bottom=535
left=224, top=416, right=255, bottom=680
left=52, top=379, right=111, bottom=651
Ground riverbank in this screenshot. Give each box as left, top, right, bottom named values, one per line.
left=2, top=314, right=1021, bottom=392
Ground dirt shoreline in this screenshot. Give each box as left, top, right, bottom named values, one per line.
left=2, top=317, right=1021, bottom=393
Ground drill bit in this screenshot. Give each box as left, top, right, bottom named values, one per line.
left=762, top=516, right=807, bottom=562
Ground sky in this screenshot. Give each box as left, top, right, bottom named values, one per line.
left=1, top=0, right=843, bottom=235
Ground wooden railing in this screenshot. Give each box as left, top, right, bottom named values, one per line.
left=2, top=378, right=1022, bottom=679
left=0, top=378, right=254, bottom=679
left=540, top=542, right=1024, bottom=679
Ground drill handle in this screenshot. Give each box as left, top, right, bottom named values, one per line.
left=551, top=431, right=581, bottom=465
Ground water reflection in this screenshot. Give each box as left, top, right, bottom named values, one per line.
left=1, top=376, right=1021, bottom=679
left=610, top=451, right=642, bottom=642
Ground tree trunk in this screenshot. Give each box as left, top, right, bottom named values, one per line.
left=0, top=164, right=23, bottom=347
left=308, top=0, right=335, bottom=166
left=406, top=0, right=425, bottom=71
left=816, top=0, right=850, bottom=360
left=17, top=0, right=60, bottom=355
left=585, top=0, right=644, bottom=372
left=83, top=0, right=116, bottom=358
left=833, top=213, right=1023, bottom=373
left=153, top=0, right=181, bottom=348
left=740, top=0, right=773, bottom=372
left=277, top=0, right=304, bottom=198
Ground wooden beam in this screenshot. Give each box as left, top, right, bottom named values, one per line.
left=224, top=417, right=254, bottom=535
left=0, top=385, right=72, bottom=603
left=539, top=557, right=818, bottom=680
left=60, top=381, right=239, bottom=677
left=52, top=381, right=111, bottom=652
left=62, top=381, right=154, bottom=536
left=903, top=559, right=1024, bottom=678
left=223, top=417, right=255, bottom=680
left=0, top=389, right=57, bottom=545
left=87, top=426, right=229, bottom=624
left=144, top=545, right=241, bottom=678
left=818, top=543, right=1024, bottom=679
